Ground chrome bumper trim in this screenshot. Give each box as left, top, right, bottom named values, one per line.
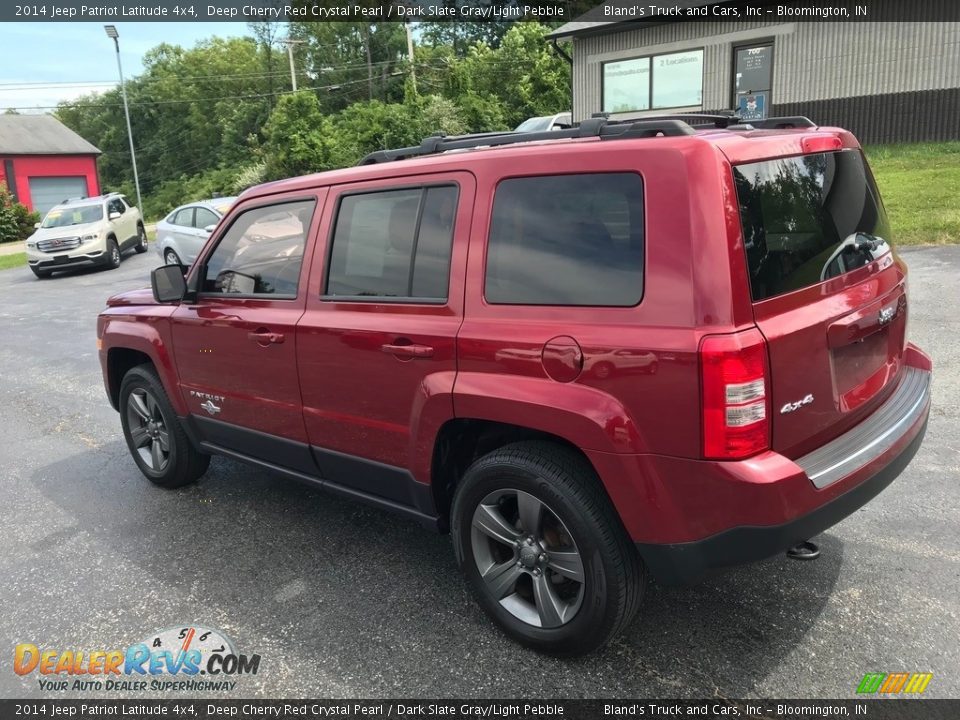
left=797, top=366, right=931, bottom=489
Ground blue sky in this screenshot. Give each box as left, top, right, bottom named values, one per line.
left=0, top=23, right=250, bottom=112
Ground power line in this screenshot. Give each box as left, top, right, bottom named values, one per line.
left=0, top=73, right=399, bottom=113
left=0, top=57, right=411, bottom=92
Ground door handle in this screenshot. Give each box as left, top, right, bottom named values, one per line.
left=248, top=331, right=285, bottom=345
left=381, top=342, right=434, bottom=358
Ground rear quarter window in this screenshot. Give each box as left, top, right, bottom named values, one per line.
left=484, top=173, right=644, bottom=306
left=734, top=150, right=892, bottom=302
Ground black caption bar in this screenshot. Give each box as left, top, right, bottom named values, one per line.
left=4, top=0, right=960, bottom=23
left=2, top=700, right=959, bottom=720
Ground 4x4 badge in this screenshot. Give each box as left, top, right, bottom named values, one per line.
left=781, top=394, right=814, bottom=414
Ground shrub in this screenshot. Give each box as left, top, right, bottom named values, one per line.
left=231, top=161, right=267, bottom=194
left=0, top=183, right=40, bottom=244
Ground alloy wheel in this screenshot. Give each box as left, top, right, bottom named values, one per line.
left=126, top=388, right=171, bottom=472
left=471, top=489, right=585, bottom=628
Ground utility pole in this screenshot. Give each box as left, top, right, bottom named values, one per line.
left=103, top=25, right=142, bottom=214
left=405, top=20, right=416, bottom=95
left=283, top=38, right=305, bottom=92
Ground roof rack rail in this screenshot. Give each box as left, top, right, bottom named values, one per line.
left=356, top=114, right=818, bottom=165
left=637, top=113, right=740, bottom=128
left=358, top=116, right=696, bottom=165
left=726, top=116, right=817, bottom=130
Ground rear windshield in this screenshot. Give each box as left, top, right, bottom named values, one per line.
left=734, top=150, right=892, bottom=302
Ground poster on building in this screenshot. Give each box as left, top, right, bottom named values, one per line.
left=738, top=92, right=767, bottom=121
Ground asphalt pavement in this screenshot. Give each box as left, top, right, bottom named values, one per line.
left=0, top=245, right=957, bottom=699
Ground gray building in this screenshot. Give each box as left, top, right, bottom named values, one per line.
left=549, top=0, right=960, bottom=143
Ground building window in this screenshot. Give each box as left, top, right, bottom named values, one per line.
left=603, top=49, right=703, bottom=113
left=733, top=43, right=774, bottom=119
left=603, top=57, right=651, bottom=113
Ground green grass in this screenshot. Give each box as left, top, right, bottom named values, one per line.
left=865, top=141, right=960, bottom=245
left=0, top=252, right=26, bottom=271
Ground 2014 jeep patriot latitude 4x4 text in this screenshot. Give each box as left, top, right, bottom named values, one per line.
left=98, top=116, right=932, bottom=655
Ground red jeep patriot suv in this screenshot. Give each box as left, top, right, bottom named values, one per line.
left=98, top=115, right=932, bottom=655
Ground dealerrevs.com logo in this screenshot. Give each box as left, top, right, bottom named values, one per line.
left=14, top=626, right=260, bottom=692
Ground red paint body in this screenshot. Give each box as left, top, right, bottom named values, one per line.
left=0, top=155, right=100, bottom=211
left=97, top=126, right=932, bottom=551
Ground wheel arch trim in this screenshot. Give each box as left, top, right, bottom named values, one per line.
left=102, top=317, right=184, bottom=415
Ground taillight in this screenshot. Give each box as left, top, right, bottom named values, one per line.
left=700, top=328, right=770, bottom=459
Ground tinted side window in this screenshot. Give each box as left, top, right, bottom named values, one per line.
left=194, top=207, right=219, bottom=229
left=326, top=185, right=457, bottom=300
left=202, top=200, right=315, bottom=297
left=734, top=150, right=892, bottom=301
left=108, top=198, right=125, bottom=215
left=485, top=173, right=644, bottom=306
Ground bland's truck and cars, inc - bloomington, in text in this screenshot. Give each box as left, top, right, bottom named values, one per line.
left=604, top=3, right=862, bottom=17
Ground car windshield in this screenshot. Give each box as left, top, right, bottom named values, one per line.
left=515, top=115, right=570, bottom=132
left=516, top=118, right=548, bottom=132
left=42, top=204, right=103, bottom=228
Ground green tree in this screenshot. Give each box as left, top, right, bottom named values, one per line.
left=290, top=22, right=408, bottom=113
left=456, top=22, right=571, bottom=129
left=261, top=91, right=354, bottom=180
left=57, top=35, right=277, bottom=215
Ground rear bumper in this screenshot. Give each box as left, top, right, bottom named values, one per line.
left=589, top=345, right=932, bottom=585
left=637, top=415, right=927, bottom=584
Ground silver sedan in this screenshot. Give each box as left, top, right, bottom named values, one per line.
left=155, top=198, right=236, bottom=266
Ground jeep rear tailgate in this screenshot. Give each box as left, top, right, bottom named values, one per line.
left=732, top=148, right=907, bottom=459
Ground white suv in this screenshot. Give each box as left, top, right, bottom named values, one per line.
left=25, top=193, right=146, bottom=278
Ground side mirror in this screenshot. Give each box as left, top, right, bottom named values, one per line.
left=204, top=224, right=217, bottom=235
left=109, top=211, right=121, bottom=221
left=151, top=265, right=187, bottom=303
left=34, top=222, right=41, bottom=229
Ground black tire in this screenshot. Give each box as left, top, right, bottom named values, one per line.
left=31, top=266, right=52, bottom=279
left=593, top=361, right=614, bottom=379
left=105, top=238, right=121, bottom=269
left=451, top=441, right=644, bottom=656
left=135, top=223, right=148, bottom=253
left=119, top=365, right=210, bottom=488
left=163, top=249, right=181, bottom=266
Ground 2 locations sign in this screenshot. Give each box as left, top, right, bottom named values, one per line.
left=11, top=1, right=570, bottom=21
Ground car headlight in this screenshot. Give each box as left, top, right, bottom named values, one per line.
left=81, top=234, right=99, bottom=243
left=26, top=240, right=37, bottom=249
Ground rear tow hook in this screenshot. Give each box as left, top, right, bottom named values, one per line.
left=786, top=540, right=820, bottom=560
